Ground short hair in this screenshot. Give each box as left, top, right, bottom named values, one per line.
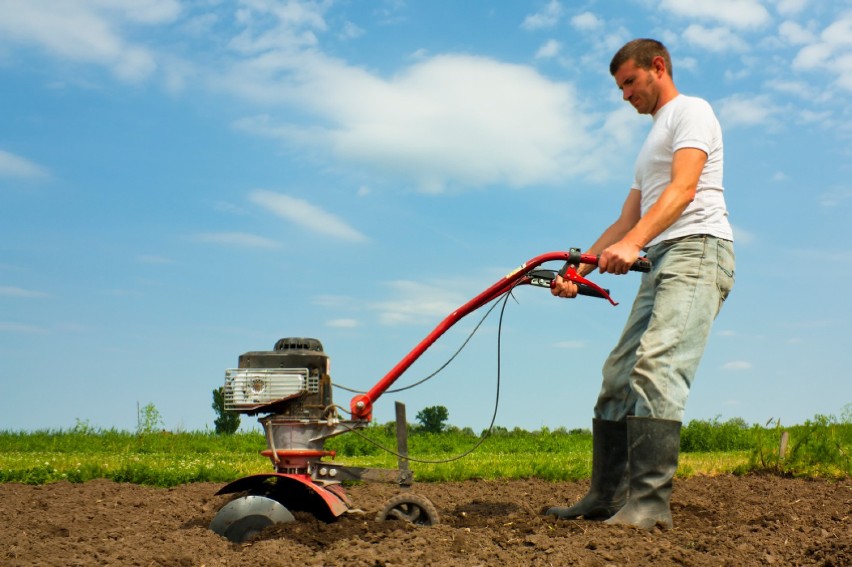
left=610, top=39, right=673, bottom=78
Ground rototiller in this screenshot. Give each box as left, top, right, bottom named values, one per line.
left=209, top=249, right=650, bottom=542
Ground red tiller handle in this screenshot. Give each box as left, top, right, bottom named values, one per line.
left=349, top=250, right=650, bottom=421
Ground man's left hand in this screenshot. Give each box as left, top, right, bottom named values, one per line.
left=598, top=241, right=642, bottom=275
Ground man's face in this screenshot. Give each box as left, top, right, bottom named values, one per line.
left=613, top=59, right=659, bottom=115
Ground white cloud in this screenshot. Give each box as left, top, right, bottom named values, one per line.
left=327, top=318, right=359, bottom=328
left=817, top=186, right=852, bottom=208
left=822, top=15, right=852, bottom=46
left=793, top=42, right=833, bottom=69
left=136, top=255, right=175, bottom=264
left=2, top=0, right=635, bottom=193
left=778, top=20, right=816, bottom=45
left=535, top=39, right=561, bottom=59
left=521, top=0, right=563, bottom=31
left=0, top=0, right=180, bottom=82
left=571, top=11, right=603, bottom=32
left=249, top=190, right=367, bottom=242
left=0, top=150, right=49, bottom=179
left=340, top=21, right=364, bottom=40
left=716, top=94, right=781, bottom=128
left=554, top=340, right=585, bottom=349
left=677, top=56, right=698, bottom=74
left=192, top=232, right=281, bottom=248
left=370, top=280, right=467, bottom=325
left=0, top=286, right=49, bottom=298
left=723, top=360, right=753, bottom=370
left=766, top=78, right=818, bottom=100
left=683, top=24, right=750, bottom=53
left=774, top=0, right=810, bottom=17
left=661, top=0, right=771, bottom=29
left=730, top=224, right=756, bottom=245
left=0, top=321, right=49, bottom=334
left=227, top=50, right=618, bottom=192
left=791, top=14, right=852, bottom=92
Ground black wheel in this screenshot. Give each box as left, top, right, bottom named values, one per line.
left=375, top=492, right=440, bottom=526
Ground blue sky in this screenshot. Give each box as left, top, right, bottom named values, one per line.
left=1, top=0, right=850, bottom=434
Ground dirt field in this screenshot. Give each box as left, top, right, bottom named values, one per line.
left=2, top=475, right=849, bottom=566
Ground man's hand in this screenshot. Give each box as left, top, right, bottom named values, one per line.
left=598, top=241, right=643, bottom=275
left=550, top=274, right=580, bottom=298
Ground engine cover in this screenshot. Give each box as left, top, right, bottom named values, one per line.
left=224, top=338, right=333, bottom=418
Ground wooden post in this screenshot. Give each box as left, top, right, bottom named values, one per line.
left=395, top=401, right=413, bottom=487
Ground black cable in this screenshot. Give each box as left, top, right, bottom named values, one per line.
left=332, top=294, right=503, bottom=395
left=334, top=282, right=522, bottom=465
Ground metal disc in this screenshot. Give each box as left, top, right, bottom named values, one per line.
left=375, top=492, right=440, bottom=526
left=210, top=494, right=295, bottom=543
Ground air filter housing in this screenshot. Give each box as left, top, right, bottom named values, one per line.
left=223, top=338, right=332, bottom=418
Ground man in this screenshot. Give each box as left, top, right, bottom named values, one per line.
left=545, top=39, right=735, bottom=530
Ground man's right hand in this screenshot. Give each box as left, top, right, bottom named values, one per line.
left=551, top=274, right=580, bottom=299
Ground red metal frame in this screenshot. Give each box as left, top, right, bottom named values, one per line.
left=349, top=251, right=611, bottom=421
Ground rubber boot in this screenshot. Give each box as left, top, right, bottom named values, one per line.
left=544, top=419, right=628, bottom=520
left=605, top=416, right=681, bottom=531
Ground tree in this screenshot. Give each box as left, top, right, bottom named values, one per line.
left=137, top=402, right=164, bottom=434
left=212, top=387, right=241, bottom=435
left=415, top=405, right=449, bottom=433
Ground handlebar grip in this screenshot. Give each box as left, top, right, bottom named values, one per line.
left=631, top=258, right=652, bottom=273
left=577, top=283, right=610, bottom=299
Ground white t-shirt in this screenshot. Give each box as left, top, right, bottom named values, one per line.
left=633, top=94, right=733, bottom=247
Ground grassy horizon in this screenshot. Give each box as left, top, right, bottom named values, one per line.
left=1, top=414, right=849, bottom=486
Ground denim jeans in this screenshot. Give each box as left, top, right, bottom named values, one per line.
left=594, top=235, right=735, bottom=422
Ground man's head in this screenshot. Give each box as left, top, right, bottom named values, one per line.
left=610, top=39, right=672, bottom=79
left=610, top=39, right=677, bottom=116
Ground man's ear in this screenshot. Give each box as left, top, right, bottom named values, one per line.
left=652, top=55, right=667, bottom=76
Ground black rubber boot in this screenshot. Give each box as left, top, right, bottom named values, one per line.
left=605, top=416, right=681, bottom=530
left=544, top=419, right=628, bottom=520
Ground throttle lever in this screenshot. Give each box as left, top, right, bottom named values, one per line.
left=552, top=265, right=618, bottom=306
left=551, top=247, right=619, bottom=305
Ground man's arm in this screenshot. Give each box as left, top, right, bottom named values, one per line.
left=598, top=147, right=707, bottom=274
left=551, top=189, right=641, bottom=298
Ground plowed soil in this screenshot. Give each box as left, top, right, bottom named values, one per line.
left=2, top=475, right=849, bottom=566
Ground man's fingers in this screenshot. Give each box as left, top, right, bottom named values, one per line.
left=551, top=275, right=579, bottom=298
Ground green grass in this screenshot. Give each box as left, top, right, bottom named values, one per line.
left=0, top=413, right=848, bottom=487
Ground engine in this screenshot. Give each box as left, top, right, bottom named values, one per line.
left=224, top=337, right=334, bottom=420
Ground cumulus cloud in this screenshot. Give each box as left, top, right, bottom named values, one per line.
left=135, top=255, right=175, bottom=264
left=554, top=340, right=585, bottom=349
left=249, top=190, right=367, bottom=242
left=723, top=360, right=753, bottom=370
left=570, top=11, right=603, bottom=32
left=661, top=0, right=771, bottom=29
left=716, top=94, right=781, bottom=128
left=730, top=224, right=756, bottom=245
left=521, top=0, right=563, bottom=31
left=228, top=48, right=620, bottom=192
left=535, top=39, right=561, bottom=59
left=2, top=1, right=641, bottom=194
left=778, top=20, right=816, bottom=45
left=0, top=286, right=50, bottom=298
left=817, top=186, right=852, bottom=208
left=192, top=232, right=281, bottom=248
left=0, top=321, right=49, bottom=334
left=775, top=0, right=810, bottom=17
left=683, top=24, right=750, bottom=53
left=0, top=150, right=49, bottom=179
left=327, top=318, right=359, bottom=328
left=0, top=0, right=179, bottom=82
left=370, top=280, right=467, bottom=325
left=792, top=14, right=852, bottom=92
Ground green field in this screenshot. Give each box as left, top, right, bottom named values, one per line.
left=0, top=415, right=849, bottom=487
